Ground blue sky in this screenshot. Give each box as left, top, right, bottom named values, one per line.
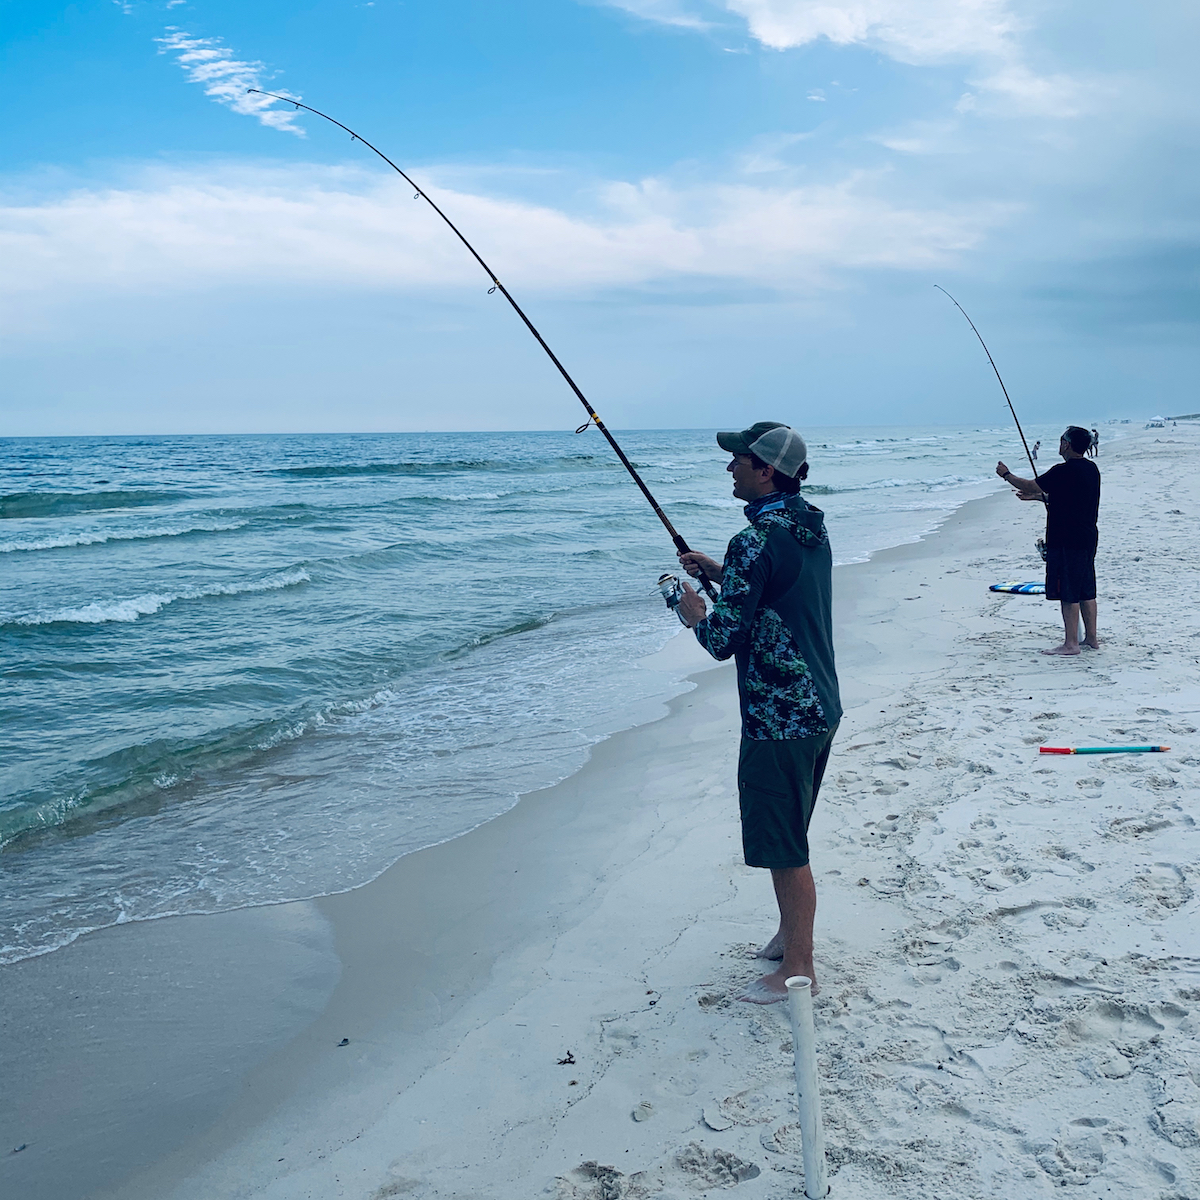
left=1, top=0, right=1196, bottom=434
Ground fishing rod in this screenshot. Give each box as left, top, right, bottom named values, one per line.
left=935, top=285, right=1040, bottom=483
left=246, top=88, right=717, bottom=600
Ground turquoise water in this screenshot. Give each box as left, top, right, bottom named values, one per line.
left=1, top=424, right=1072, bottom=962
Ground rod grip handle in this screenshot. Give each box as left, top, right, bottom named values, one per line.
left=673, top=536, right=719, bottom=601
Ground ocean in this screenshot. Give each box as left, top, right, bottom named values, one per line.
left=1, top=424, right=1078, bottom=964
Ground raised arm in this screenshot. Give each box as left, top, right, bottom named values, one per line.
left=996, top=460, right=1045, bottom=501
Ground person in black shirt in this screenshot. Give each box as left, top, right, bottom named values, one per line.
left=996, top=426, right=1100, bottom=655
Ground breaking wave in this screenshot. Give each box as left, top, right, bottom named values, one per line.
left=0, top=520, right=247, bottom=554
left=4, top=568, right=310, bottom=628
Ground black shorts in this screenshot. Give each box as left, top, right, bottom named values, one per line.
left=737, top=725, right=838, bottom=869
left=1045, top=545, right=1097, bottom=604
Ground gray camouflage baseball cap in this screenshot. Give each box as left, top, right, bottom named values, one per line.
left=716, top=421, right=808, bottom=478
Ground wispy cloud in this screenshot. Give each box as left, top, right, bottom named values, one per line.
left=737, top=130, right=816, bottom=174
left=602, top=0, right=715, bottom=31
left=971, top=63, right=1092, bottom=118
left=155, top=29, right=304, bottom=136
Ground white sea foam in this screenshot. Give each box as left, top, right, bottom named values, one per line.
left=7, top=568, right=310, bottom=627
left=248, top=688, right=401, bottom=751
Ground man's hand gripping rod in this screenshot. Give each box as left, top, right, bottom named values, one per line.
left=247, top=89, right=718, bottom=600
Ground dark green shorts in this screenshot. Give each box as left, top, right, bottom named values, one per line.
left=737, top=725, right=838, bottom=869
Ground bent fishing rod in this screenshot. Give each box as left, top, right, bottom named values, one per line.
left=935, top=285, right=1040, bottom=484
left=247, top=88, right=717, bottom=600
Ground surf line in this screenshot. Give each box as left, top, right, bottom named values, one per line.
left=935, top=285, right=1041, bottom=487
left=245, top=89, right=717, bottom=600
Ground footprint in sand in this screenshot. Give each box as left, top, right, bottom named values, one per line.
left=1129, top=863, right=1192, bottom=912
left=1147, top=773, right=1181, bottom=791
left=674, top=1144, right=761, bottom=1186
left=904, top=920, right=965, bottom=964
left=1108, top=812, right=1173, bottom=838
left=1040, top=845, right=1096, bottom=874
left=557, top=1161, right=627, bottom=1199
left=861, top=816, right=901, bottom=844
left=759, top=1121, right=805, bottom=1155
left=1033, top=1121, right=1107, bottom=1184
left=602, top=1026, right=639, bottom=1055
left=718, top=1088, right=779, bottom=1126
left=1090, top=1045, right=1134, bottom=1078
left=1155, top=1075, right=1200, bottom=1148
left=1061, top=997, right=1174, bottom=1056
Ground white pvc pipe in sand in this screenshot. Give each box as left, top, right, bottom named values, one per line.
left=785, top=975, right=829, bottom=1199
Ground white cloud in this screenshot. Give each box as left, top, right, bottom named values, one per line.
left=603, top=0, right=1019, bottom=60
left=605, top=0, right=1089, bottom=117
left=0, top=164, right=1010, bottom=318
left=156, top=30, right=304, bottom=136
left=723, top=0, right=1017, bottom=61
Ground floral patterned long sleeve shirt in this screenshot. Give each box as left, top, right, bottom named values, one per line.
left=694, top=492, right=841, bottom=740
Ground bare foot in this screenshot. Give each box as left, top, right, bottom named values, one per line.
left=736, top=967, right=820, bottom=1004
left=1083, top=638, right=1101, bottom=650
left=755, top=931, right=784, bottom=960
left=1041, top=643, right=1081, bottom=656
left=736, top=974, right=788, bottom=1004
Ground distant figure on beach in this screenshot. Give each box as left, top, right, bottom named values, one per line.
left=997, top=426, right=1101, bottom=655
left=675, top=422, right=841, bottom=1003
left=1031, top=440, right=1040, bottom=462
left=1091, top=428, right=1100, bottom=456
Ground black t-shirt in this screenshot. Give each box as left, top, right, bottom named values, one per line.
left=1039, top=457, right=1100, bottom=550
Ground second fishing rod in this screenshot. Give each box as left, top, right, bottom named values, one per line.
left=935, top=284, right=1041, bottom=485
left=248, top=88, right=718, bottom=601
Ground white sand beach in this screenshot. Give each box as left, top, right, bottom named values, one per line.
left=9, top=425, right=1200, bottom=1200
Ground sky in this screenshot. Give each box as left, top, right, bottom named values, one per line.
left=1, top=0, right=1197, bottom=435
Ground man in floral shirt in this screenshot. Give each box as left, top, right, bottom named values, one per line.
left=677, top=422, right=841, bottom=1003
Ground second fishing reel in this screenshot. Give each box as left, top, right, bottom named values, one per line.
left=657, top=573, right=689, bottom=625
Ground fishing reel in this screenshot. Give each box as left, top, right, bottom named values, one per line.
left=657, top=573, right=689, bottom=625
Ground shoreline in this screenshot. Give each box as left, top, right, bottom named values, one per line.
left=9, top=428, right=1198, bottom=1199
left=1, top=479, right=1023, bottom=1200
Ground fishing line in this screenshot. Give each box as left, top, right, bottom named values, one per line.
left=935, top=285, right=1040, bottom=483
left=246, top=88, right=718, bottom=600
